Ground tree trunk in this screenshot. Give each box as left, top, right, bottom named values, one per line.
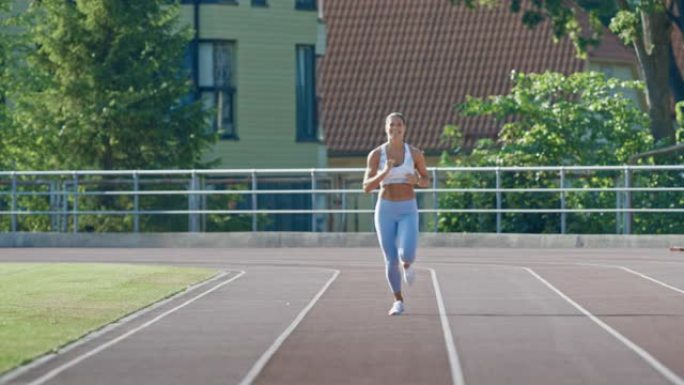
left=634, top=7, right=675, bottom=142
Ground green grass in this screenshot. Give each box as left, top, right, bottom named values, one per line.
left=0, top=263, right=218, bottom=374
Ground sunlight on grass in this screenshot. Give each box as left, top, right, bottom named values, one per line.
left=0, top=263, right=218, bottom=374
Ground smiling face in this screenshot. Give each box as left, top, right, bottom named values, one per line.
left=385, top=114, right=406, bottom=143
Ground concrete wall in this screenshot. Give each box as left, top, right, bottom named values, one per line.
left=2, top=232, right=684, bottom=248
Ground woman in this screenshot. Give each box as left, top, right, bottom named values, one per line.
left=362, top=112, right=430, bottom=315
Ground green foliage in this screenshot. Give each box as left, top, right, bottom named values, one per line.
left=439, top=71, right=684, bottom=234
left=610, top=9, right=639, bottom=44
left=676, top=101, right=684, bottom=128
left=204, top=183, right=255, bottom=232
left=0, top=0, right=22, bottom=170
left=449, top=0, right=677, bottom=142
left=10, top=0, right=216, bottom=171
left=457, top=71, right=651, bottom=166
left=1, top=0, right=219, bottom=232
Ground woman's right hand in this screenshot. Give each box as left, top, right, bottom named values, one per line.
left=382, top=158, right=396, bottom=173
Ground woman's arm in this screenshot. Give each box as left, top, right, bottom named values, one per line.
left=363, top=150, right=392, bottom=193
left=405, top=148, right=430, bottom=188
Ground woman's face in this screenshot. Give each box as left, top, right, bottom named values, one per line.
left=385, top=116, right=406, bottom=142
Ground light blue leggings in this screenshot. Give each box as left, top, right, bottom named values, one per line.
left=374, top=198, right=419, bottom=293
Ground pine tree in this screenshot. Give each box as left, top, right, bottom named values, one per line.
left=13, top=0, right=215, bottom=170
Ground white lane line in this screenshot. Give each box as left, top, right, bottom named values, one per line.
left=1, top=270, right=235, bottom=385
left=619, top=266, right=684, bottom=296
left=25, top=270, right=246, bottom=385
left=238, top=269, right=340, bottom=385
left=579, top=263, right=684, bottom=296
left=428, top=268, right=466, bottom=385
left=526, top=267, right=684, bottom=385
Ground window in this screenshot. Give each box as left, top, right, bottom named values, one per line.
left=252, top=0, right=268, bottom=6
left=296, top=45, right=317, bottom=141
left=196, top=0, right=238, bottom=4
left=295, top=0, right=316, bottom=10
left=198, top=41, right=237, bottom=139
left=171, top=0, right=238, bottom=3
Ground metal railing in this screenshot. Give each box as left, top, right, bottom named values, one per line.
left=0, top=165, right=682, bottom=234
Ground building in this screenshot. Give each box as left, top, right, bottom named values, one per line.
left=179, top=0, right=327, bottom=169
left=176, top=0, right=329, bottom=231
left=318, top=0, right=640, bottom=168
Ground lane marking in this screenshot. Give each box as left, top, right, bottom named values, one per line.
left=238, top=269, right=341, bottom=385
left=578, top=262, right=684, bottom=296
left=1, top=270, right=235, bottom=385
left=526, top=267, right=684, bottom=385
left=619, top=266, right=684, bottom=296
left=24, top=270, right=246, bottom=385
left=428, top=268, right=466, bottom=385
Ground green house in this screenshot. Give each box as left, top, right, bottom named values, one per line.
left=178, top=0, right=327, bottom=169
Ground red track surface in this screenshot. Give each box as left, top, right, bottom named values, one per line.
left=1, top=247, right=683, bottom=385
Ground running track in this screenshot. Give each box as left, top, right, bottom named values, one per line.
left=1, top=247, right=684, bottom=385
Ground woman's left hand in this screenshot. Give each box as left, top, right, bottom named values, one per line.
left=405, top=173, right=419, bottom=185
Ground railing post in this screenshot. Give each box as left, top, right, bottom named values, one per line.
left=189, top=171, right=199, bottom=232
left=10, top=172, right=17, bottom=232
left=495, top=167, right=501, bottom=234
left=201, top=176, right=207, bottom=232
left=560, top=167, right=566, bottom=234
left=133, top=172, right=140, bottom=233
left=72, top=172, right=79, bottom=233
left=371, top=190, right=377, bottom=232
left=62, top=180, right=68, bottom=232
left=624, top=166, right=632, bottom=234
left=49, top=180, right=57, bottom=232
left=341, top=177, right=347, bottom=232
left=251, top=170, right=257, bottom=232
left=311, top=169, right=316, bottom=232
left=432, top=168, right=438, bottom=233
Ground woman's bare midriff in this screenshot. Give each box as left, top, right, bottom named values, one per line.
left=380, top=184, right=415, bottom=201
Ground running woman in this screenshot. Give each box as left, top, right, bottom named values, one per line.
left=362, top=112, right=430, bottom=315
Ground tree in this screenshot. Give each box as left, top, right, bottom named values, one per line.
left=3, top=0, right=217, bottom=232
left=451, top=0, right=678, bottom=144
left=438, top=71, right=684, bottom=234
left=0, top=0, right=14, bottom=169
left=11, top=0, right=215, bottom=171
left=1, top=0, right=46, bottom=170
left=455, top=71, right=652, bottom=165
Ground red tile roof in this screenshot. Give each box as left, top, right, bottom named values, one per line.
left=318, top=0, right=636, bottom=155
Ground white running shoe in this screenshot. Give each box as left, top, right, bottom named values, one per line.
left=403, top=265, right=415, bottom=286
left=388, top=300, right=404, bottom=316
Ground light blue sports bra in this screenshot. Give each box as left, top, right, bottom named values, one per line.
left=379, top=143, right=416, bottom=186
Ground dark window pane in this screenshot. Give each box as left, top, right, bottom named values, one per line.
left=296, top=45, right=317, bottom=141
left=198, top=41, right=237, bottom=139
left=201, top=90, right=235, bottom=138
left=295, top=0, right=316, bottom=10
left=218, top=90, right=235, bottom=137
